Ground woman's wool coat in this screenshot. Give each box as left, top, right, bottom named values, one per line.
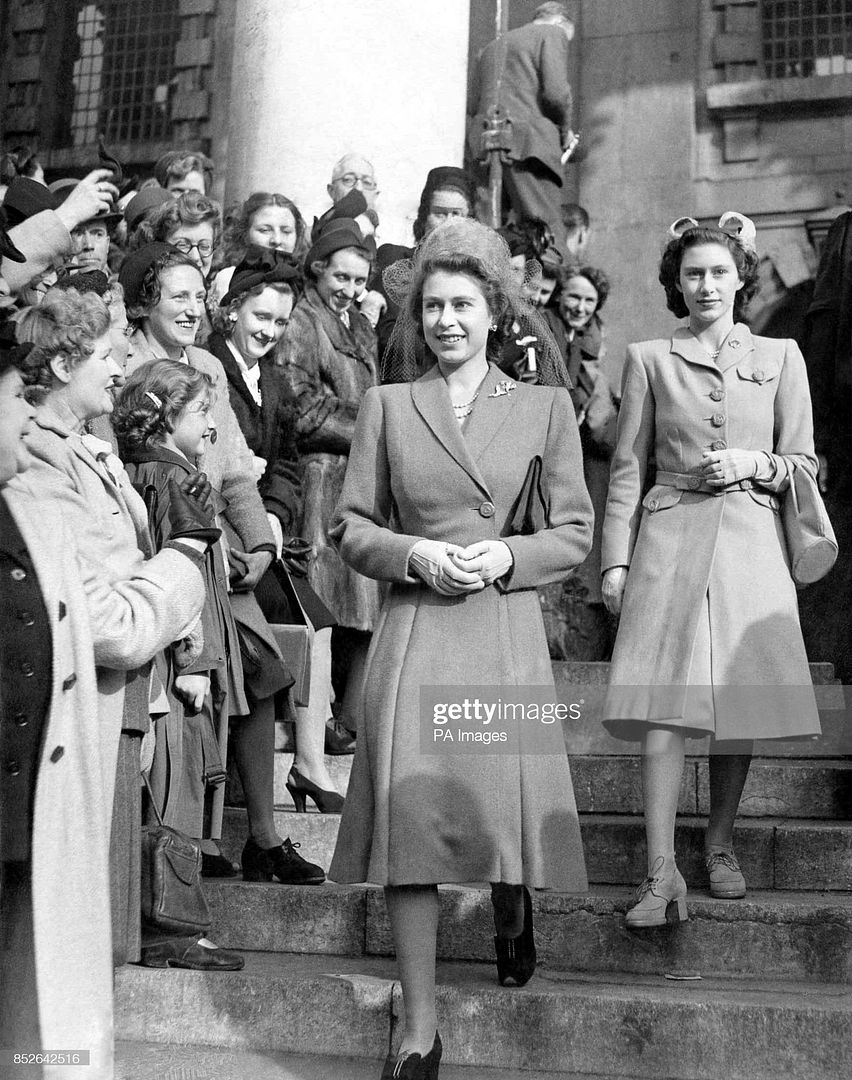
left=281, top=283, right=382, bottom=630
left=205, top=330, right=302, bottom=534
left=602, top=325, right=822, bottom=739
left=328, top=363, right=593, bottom=890
left=3, top=471, right=203, bottom=1080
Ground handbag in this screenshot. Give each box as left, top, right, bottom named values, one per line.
left=510, top=455, right=547, bottom=535
left=267, top=561, right=313, bottom=707
left=781, top=462, right=838, bottom=586
left=140, top=773, right=211, bottom=935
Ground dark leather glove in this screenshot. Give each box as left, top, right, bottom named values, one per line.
left=281, top=537, right=313, bottom=578
left=228, top=548, right=273, bottom=591
left=167, top=473, right=221, bottom=546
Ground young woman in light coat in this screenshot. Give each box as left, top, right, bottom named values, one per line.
left=601, top=215, right=821, bottom=927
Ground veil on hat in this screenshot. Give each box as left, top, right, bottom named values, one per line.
left=380, top=217, right=570, bottom=389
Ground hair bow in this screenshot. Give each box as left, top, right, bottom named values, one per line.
left=668, top=212, right=757, bottom=252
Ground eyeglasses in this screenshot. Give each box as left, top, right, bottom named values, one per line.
left=333, top=172, right=378, bottom=192
left=172, top=238, right=214, bottom=257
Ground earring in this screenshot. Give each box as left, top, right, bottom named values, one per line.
left=490, top=323, right=498, bottom=331
left=228, top=312, right=237, bottom=323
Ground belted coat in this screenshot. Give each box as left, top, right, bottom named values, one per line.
left=602, top=325, right=822, bottom=740
left=328, top=363, right=593, bottom=890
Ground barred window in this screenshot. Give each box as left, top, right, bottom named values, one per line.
left=762, top=0, right=852, bottom=78
left=69, top=0, right=181, bottom=147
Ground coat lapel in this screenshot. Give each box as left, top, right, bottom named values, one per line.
left=716, top=323, right=754, bottom=373
left=411, top=364, right=491, bottom=497
left=463, top=363, right=522, bottom=466
left=669, top=328, right=721, bottom=373
left=669, top=324, right=755, bottom=374
left=208, top=332, right=261, bottom=415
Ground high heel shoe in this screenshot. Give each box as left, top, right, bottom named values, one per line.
left=241, top=836, right=326, bottom=885
left=380, top=1032, right=442, bottom=1079
left=493, top=887, right=536, bottom=987
left=286, top=765, right=345, bottom=813
left=624, top=856, right=688, bottom=929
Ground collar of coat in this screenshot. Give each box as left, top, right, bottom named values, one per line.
left=410, top=361, right=525, bottom=498
left=298, top=283, right=376, bottom=366
left=123, top=445, right=195, bottom=472
left=670, top=322, right=754, bottom=373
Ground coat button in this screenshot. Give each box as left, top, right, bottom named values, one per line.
left=688, top=476, right=701, bottom=490
left=49, top=746, right=65, bottom=763
left=20, top=661, right=34, bottom=677
left=478, top=501, right=496, bottom=518
left=730, top=339, right=741, bottom=348
left=10, top=567, right=26, bottom=582
left=14, top=712, right=28, bottom=727
left=648, top=499, right=659, bottom=511
left=18, top=610, right=35, bottom=626
left=711, top=440, right=727, bottom=451
left=62, top=672, right=77, bottom=691
left=58, top=601, right=67, bottom=620
left=711, top=413, right=726, bottom=427
left=753, top=368, right=765, bottom=382
left=6, top=760, right=21, bottom=776
left=710, top=389, right=725, bottom=402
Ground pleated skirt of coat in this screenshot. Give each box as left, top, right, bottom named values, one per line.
left=329, top=579, right=588, bottom=893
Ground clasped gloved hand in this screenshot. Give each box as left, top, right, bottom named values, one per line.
left=281, top=537, right=314, bottom=578
left=167, top=471, right=221, bottom=546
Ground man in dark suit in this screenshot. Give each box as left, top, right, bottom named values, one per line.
left=469, top=1, right=575, bottom=249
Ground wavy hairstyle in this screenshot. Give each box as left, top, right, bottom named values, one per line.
left=210, top=280, right=297, bottom=336
left=559, top=263, right=611, bottom=313
left=124, top=249, right=203, bottom=324
left=113, top=358, right=215, bottom=453
left=16, top=287, right=110, bottom=392
left=154, top=150, right=214, bottom=193
left=131, top=190, right=222, bottom=253
left=219, top=192, right=309, bottom=267
left=659, top=225, right=759, bottom=321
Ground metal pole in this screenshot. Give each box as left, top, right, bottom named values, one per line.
left=486, top=0, right=510, bottom=228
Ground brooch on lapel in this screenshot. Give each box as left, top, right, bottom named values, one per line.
left=488, top=379, right=517, bottom=398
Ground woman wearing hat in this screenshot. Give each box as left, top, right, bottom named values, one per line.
left=207, top=247, right=344, bottom=801
left=281, top=215, right=380, bottom=744
left=120, top=242, right=326, bottom=888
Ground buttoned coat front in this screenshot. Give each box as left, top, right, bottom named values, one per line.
left=328, top=363, right=593, bottom=890
left=3, top=473, right=203, bottom=1080
left=602, top=325, right=821, bottom=739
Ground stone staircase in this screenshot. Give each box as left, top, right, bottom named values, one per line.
left=115, top=662, right=852, bottom=1079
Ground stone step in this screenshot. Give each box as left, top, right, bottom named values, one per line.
left=114, top=952, right=852, bottom=1079
left=115, top=1042, right=602, bottom=1080
left=263, top=754, right=852, bottom=819
left=220, top=808, right=852, bottom=891
left=202, top=878, right=852, bottom=984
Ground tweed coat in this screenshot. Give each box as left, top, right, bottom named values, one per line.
left=602, top=325, right=821, bottom=740
left=328, top=363, right=593, bottom=890
left=125, top=329, right=275, bottom=555
left=281, top=283, right=382, bottom=630
left=206, top=330, right=302, bottom=534
left=469, top=22, right=572, bottom=183
left=2, top=472, right=203, bottom=1080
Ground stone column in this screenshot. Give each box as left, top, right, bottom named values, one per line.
left=227, top=0, right=471, bottom=244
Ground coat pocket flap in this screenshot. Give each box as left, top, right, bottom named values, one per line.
left=642, top=484, right=683, bottom=512
left=736, top=361, right=779, bottom=384
left=747, top=488, right=780, bottom=511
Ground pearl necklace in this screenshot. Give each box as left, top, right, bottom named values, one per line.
left=691, top=329, right=725, bottom=360
left=452, top=391, right=479, bottom=419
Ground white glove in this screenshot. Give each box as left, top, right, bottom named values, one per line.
left=450, top=540, right=514, bottom=586
left=700, top=449, right=769, bottom=487
left=409, top=540, right=485, bottom=596
left=251, top=454, right=268, bottom=481
left=266, top=512, right=284, bottom=559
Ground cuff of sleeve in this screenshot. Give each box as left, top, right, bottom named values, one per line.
left=249, top=543, right=277, bottom=556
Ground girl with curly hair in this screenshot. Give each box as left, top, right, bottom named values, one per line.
left=601, top=215, right=822, bottom=928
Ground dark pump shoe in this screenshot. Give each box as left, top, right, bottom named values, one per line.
left=493, top=886, right=536, bottom=987
left=201, top=851, right=239, bottom=877
left=140, top=937, right=245, bottom=971
left=241, top=836, right=326, bottom=884
left=286, top=765, right=345, bottom=813
left=325, top=718, right=356, bottom=755
left=380, top=1032, right=442, bottom=1079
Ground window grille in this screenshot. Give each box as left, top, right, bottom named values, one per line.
left=762, top=0, right=852, bottom=78
left=69, top=0, right=181, bottom=148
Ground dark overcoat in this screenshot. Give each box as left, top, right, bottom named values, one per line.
left=281, top=283, right=381, bottom=630
left=602, top=326, right=821, bottom=740
left=328, top=363, right=593, bottom=890
left=206, top=330, right=302, bottom=535
left=469, top=21, right=572, bottom=183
